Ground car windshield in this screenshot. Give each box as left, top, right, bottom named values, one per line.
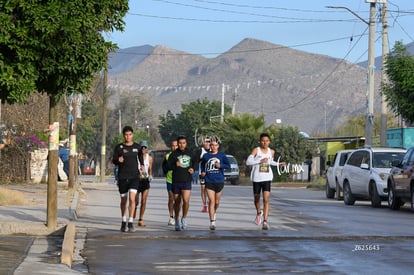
left=372, top=152, right=405, bottom=168
left=227, top=156, right=237, bottom=165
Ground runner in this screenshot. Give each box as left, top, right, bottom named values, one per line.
left=200, top=136, right=230, bottom=230
left=246, top=133, right=283, bottom=230
left=112, top=126, right=143, bottom=233
left=167, top=135, right=197, bottom=231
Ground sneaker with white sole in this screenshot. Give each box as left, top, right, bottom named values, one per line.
left=168, top=217, right=175, bottom=226
left=255, top=211, right=263, bottom=225
left=120, top=221, right=127, bottom=232
left=210, top=220, right=216, bottom=230
left=127, top=222, right=135, bottom=233
left=181, top=218, right=188, bottom=230
left=175, top=220, right=181, bottom=231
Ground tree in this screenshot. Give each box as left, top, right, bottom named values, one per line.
left=329, top=113, right=399, bottom=138
left=0, top=0, right=128, bottom=229
left=382, top=41, right=414, bottom=123
left=1, top=93, right=68, bottom=139
left=106, top=92, right=156, bottom=149
left=204, top=113, right=265, bottom=163
left=158, top=98, right=230, bottom=150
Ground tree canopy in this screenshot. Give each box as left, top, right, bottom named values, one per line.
left=204, top=113, right=265, bottom=163
left=158, top=98, right=231, bottom=151
left=382, top=41, right=414, bottom=123
left=0, top=0, right=128, bottom=103
left=0, top=0, right=129, bottom=228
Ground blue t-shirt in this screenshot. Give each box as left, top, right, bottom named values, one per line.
left=201, top=151, right=230, bottom=184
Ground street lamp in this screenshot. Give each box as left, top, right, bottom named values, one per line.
left=327, top=1, right=380, bottom=146
left=146, top=125, right=150, bottom=137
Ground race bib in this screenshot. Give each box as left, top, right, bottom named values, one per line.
left=259, top=163, right=270, bottom=173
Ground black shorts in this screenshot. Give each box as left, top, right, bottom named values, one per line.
left=138, top=179, right=150, bottom=193
left=118, top=178, right=140, bottom=194
left=205, top=182, right=224, bottom=193
left=253, top=181, right=271, bottom=194
left=172, top=182, right=192, bottom=195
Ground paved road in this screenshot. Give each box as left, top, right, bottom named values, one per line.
left=4, top=177, right=414, bottom=274
left=76, top=179, right=414, bottom=274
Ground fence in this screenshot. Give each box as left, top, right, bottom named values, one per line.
left=0, top=150, right=31, bottom=182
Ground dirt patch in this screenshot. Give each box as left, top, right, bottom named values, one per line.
left=0, top=186, right=27, bottom=205
left=0, top=183, right=73, bottom=207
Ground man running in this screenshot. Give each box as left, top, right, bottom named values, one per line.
left=246, top=132, right=283, bottom=230
left=112, top=126, right=143, bottom=233
left=167, top=135, right=197, bottom=231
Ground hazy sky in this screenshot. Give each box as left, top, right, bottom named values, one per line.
left=107, top=0, right=414, bottom=63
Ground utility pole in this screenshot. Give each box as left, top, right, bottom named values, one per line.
left=100, top=68, right=108, bottom=183
left=118, top=109, right=122, bottom=134
left=380, top=1, right=388, bottom=146
left=220, top=83, right=225, bottom=123
left=364, top=1, right=376, bottom=147
left=327, top=1, right=382, bottom=146
left=231, top=87, right=238, bottom=115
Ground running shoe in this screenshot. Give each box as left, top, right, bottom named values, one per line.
left=210, top=221, right=216, bottom=231
left=120, top=221, right=127, bottom=232
left=262, top=220, right=269, bottom=230
left=181, top=218, right=188, bottom=230
left=255, top=211, right=263, bottom=225
left=201, top=205, right=208, bottom=213
left=168, top=217, right=175, bottom=226
left=127, top=222, right=135, bottom=233
left=175, top=220, right=181, bottom=231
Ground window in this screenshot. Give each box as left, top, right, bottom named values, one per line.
left=347, top=151, right=364, bottom=167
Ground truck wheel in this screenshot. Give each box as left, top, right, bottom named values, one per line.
left=388, top=184, right=401, bottom=210
left=325, top=181, right=335, bottom=199
left=335, top=180, right=342, bottom=201
left=370, top=183, right=381, bottom=208
left=343, top=182, right=355, bottom=205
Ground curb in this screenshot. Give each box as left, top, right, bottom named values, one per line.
left=60, top=186, right=82, bottom=268
left=61, top=222, right=76, bottom=267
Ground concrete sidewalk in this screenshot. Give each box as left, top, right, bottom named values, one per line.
left=0, top=181, right=84, bottom=274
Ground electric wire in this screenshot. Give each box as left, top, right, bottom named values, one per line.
left=111, top=33, right=368, bottom=57
left=128, top=12, right=359, bottom=24
left=271, top=26, right=369, bottom=115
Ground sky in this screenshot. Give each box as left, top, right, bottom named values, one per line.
left=107, top=0, right=414, bottom=63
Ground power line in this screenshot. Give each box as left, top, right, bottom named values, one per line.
left=150, top=0, right=337, bottom=20
left=129, top=12, right=359, bottom=24
left=112, top=33, right=368, bottom=57
left=272, top=26, right=369, bottom=115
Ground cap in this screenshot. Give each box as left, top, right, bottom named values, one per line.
left=140, top=140, right=148, bottom=148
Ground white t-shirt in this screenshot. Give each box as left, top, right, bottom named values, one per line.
left=249, top=147, right=273, bottom=182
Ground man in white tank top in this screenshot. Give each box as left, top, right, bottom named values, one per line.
left=246, top=133, right=282, bottom=230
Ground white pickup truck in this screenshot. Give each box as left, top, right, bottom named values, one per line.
left=325, top=149, right=354, bottom=200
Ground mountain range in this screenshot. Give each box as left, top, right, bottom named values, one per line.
left=107, top=38, right=413, bottom=134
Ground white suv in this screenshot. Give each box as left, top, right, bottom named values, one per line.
left=326, top=149, right=354, bottom=200
left=342, top=147, right=406, bottom=207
